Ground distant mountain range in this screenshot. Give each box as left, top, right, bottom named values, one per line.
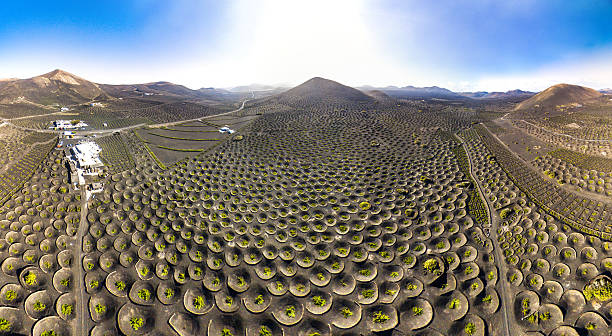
left=358, top=85, right=534, bottom=100
left=228, top=84, right=289, bottom=93
left=2, top=69, right=610, bottom=113
left=359, top=85, right=464, bottom=99
left=458, top=89, right=534, bottom=100
left=100, top=81, right=238, bottom=101
left=0, top=69, right=243, bottom=106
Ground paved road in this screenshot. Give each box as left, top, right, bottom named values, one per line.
left=1, top=98, right=250, bottom=135
left=148, top=98, right=249, bottom=129
left=456, top=132, right=512, bottom=336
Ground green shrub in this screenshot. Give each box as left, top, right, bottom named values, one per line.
left=0, top=318, right=11, bottom=332
left=61, top=304, right=73, bottom=316
left=372, top=311, right=390, bottom=323
left=130, top=317, right=144, bottom=331
left=312, top=296, right=326, bottom=306
left=24, top=272, right=37, bottom=286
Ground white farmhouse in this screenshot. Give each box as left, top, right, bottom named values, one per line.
left=53, top=119, right=88, bottom=130
left=70, top=142, right=103, bottom=171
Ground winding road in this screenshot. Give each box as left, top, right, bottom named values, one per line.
left=456, top=132, right=513, bottom=336
left=148, top=98, right=249, bottom=129
left=1, top=98, right=250, bottom=136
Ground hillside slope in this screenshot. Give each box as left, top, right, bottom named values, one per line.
left=515, top=83, right=602, bottom=111
left=100, top=82, right=239, bottom=102
left=277, top=77, right=375, bottom=106
left=0, top=69, right=108, bottom=105
left=0, top=69, right=242, bottom=109
left=273, top=77, right=376, bottom=108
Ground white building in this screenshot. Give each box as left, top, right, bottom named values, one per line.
left=219, top=126, right=235, bottom=134
left=65, top=141, right=105, bottom=195
left=70, top=142, right=103, bottom=170
left=53, top=120, right=88, bottom=130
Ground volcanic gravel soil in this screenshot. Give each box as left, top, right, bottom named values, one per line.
left=2, top=93, right=612, bottom=336
left=36, top=100, right=510, bottom=336
left=461, top=125, right=612, bottom=335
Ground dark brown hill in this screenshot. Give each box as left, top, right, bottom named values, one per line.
left=100, top=81, right=199, bottom=98
left=0, top=69, right=108, bottom=105
left=0, top=69, right=241, bottom=109
left=100, top=81, right=238, bottom=100
left=515, top=83, right=602, bottom=111
left=277, top=77, right=375, bottom=106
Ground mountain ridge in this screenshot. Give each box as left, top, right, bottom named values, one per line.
left=0, top=69, right=242, bottom=105
left=459, top=89, right=534, bottom=99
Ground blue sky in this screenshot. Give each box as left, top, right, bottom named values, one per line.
left=2, top=0, right=612, bottom=91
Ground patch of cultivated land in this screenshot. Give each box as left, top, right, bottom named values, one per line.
left=492, top=119, right=559, bottom=162
left=0, top=149, right=81, bottom=335
left=460, top=126, right=612, bottom=335
left=511, top=119, right=612, bottom=157
left=0, top=103, right=54, bottom=119
left=146, top=128, right=224, bottom=141
left=1, top=79, right=612, bottom=336
left=206, top=114, right=260, bottom=130
left=157, top=126, right=218, bottom=132
left=134, top=127, right=229, bottom=166
left=74, top=98, right=516, bottom=336
left=133, top=110, right=263, bottom=167
left=96, top=133, right=136, bottom=175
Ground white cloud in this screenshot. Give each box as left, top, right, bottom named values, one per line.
left=161, top=0, right=412, bottom=88
left=3, top=0, right=612, bottom=91
left=465, top=48, right=612, bottom=92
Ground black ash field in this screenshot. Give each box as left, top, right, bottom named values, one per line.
left=0, top=72, right=611, bottom=336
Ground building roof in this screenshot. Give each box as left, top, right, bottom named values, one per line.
left=72, top=141, right=103, bottom=168
left=55, top=119, right=88, bottom=129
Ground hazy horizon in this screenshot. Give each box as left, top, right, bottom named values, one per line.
left=2, top=0, right=612, bottom=92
